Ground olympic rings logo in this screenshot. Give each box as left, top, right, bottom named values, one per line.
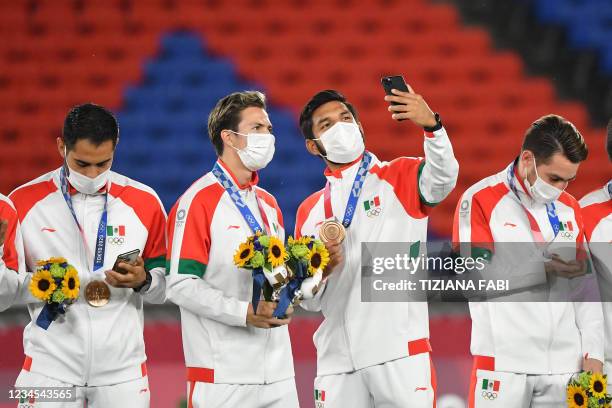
left=107, top=237, right=125, bottom=245
left=481, top=390, right=498, bottom=400
left=367, top=207, right=382, bottom=218
left=558, top=231, right=574, bottom=239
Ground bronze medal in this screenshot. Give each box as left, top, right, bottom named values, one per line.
left=85, top=280, right=111, bottom=307
left=319, top=219, right=346, bottom=244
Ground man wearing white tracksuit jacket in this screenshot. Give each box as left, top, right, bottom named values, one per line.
left=453, top=114, right=604, bottom=407
left=9, top=104, right=167, bottom=408
left=580, top=120, right=612, bottom=387
left=0, top=194, right=25, bottom=312
left=295, top=86, right=459, bottom=407
left=166, top=91, right=298, bottom=408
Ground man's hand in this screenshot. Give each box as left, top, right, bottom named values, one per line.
left=545, top=255, right=587, bottom=279
left=246, top=301, right=293, bottom=328
left=384, top=86, right=437, bottom=128
left=105, top=256, right=147, bottom=288
left=0, top=219, right=7, bottom=247
left=323, top=241, right=344, bottom=279
left=582, top=357, right=603, bottom=374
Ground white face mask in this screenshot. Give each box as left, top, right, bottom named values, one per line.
left=64, top=147, right=110, bottom=195
left=524, top=157, right=563, bottom=204
left=66, top=165, right=110, bottom=195
left=313, top=121, right=364, bottom=164
left=229, top=131, right=275, bottom=171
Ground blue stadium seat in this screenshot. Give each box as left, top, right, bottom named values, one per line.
left=114, top=32, right=324, bottom=231
left=533, top=0, right=612, bottom=74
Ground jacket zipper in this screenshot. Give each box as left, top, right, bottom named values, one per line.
left=250, top=188, right=272, bottom=385
left=82, top=194, right=93, bottom=385
left=546, top=303, right=554, bottom=375
left=335, top=179, right=356, bottom=371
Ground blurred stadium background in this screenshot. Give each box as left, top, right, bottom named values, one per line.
left=0, top=0, right=610, bottom=407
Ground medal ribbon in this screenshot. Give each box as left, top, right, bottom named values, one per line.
left=212, top=162, right=273, bottom=312
left=323, top=152, right=372, bottom=227
left=507, top=161, right=560, bottom=244
left=59, top=167, right=109, bottom=273
left=212, top=163, right=271, bottom=234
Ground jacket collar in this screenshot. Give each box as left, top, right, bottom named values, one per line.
left=217, top=159, right=259, bottom=190
left=67, top=184, right=107, bottom=196
left=323, top=154, right=365, bottom=180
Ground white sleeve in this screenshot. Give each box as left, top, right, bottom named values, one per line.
left=140, top=267, right=167, bottom=304
left=574, top=300, right=604, bottom=363
left=0, top=244, right=35, bottom=310
left=166, top=273, right=249, bottom=327
left=0, top=245, right=19, bottom=311
left=419, top=127, right=459, bottom=205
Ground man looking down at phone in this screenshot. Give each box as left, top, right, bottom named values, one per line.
left=580, top=119, right=612, bottom=388
left=0, top=195, right=25, bottom=312
left=9, top=103, right=167, bottom=407
left=294, top=80, right=459, bottom=408
left=166, top=91, right=298, bottom=408
left=453, top=114, right=604, bottom=407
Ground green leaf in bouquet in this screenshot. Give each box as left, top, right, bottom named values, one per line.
left=250, top=251, right=265, bottom=268
left=313, top=240, right=326, bottom=251
left=258, top=235, right=270, bottom=248
left=290, top=244, right=309, bottom=259
left=50, top=264, right=66, bottom=279
left=579, top=372, right=591, bottom=390
left=51, top=289, right=66, bottom=303
left=588, top=396, right=600, bottom=408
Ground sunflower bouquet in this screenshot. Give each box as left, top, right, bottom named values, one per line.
left=271, top=236, right=329, bottom=318
left=234, top=233, right=289, bottom=311
left=29, top=257, right=80, bottom=330
left=567, top=371, right=611, bottom=408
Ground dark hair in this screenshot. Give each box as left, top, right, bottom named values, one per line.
left=63, top=103, right=119, bottom=151
left=207, top=91, right=266, bottom=156
left=521, top=114, right=588, bottom=164
left=299, top=90, right=359, bottom=140
left=607, top=118, right=612, bottom=161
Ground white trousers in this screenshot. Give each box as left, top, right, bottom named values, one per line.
left=470, top=369, right=573, bottom=408
left=15, top=369, right=150, bottom=408
left=186, top=377, right=299, bottom=408
left=313, top=353, right=437, bottom=408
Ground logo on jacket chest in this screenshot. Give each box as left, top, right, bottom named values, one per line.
left=106, top=225, right=126, bottom=246
left=481, top=378, right=501, bottom=400
left=314, top=389, right=326, bottom=407
left=363, top=195, right=382, bottom=218
left=557, top=220, right=575, bottom=240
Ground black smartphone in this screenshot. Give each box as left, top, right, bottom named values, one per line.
left=113, top=249, right=141, bottom=274
left=381, top=75, right=409, bottom=105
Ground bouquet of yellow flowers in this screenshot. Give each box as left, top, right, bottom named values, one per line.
left=234, top=233, right=289, bottom=312
left=29, top=257, right=80, bottom=330
left=567, top=371, right=611, bottom=408
left=271, top=235, right=329, bottom=318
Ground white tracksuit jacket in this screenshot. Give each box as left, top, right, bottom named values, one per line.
left=0, top=194, right=26, bottom=311
left=9, top=168, right=167, bottom=386
left=453, top=162, right=604, bottom=374
left=295, top=127, right=459, bottom=377
left=580, top=181, right=612, bottom=376
left=166, top=160, right=294, bottom=385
